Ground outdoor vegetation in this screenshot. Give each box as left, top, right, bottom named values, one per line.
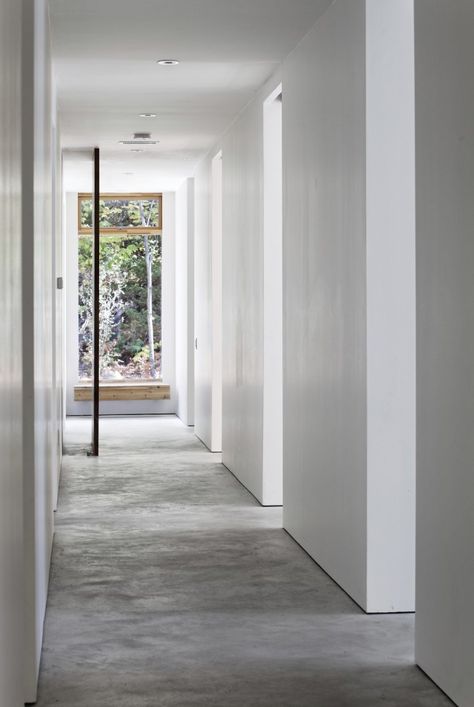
left=78, top=196, right=162, bottom=381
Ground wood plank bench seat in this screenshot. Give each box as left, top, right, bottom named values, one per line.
left=74, top=381, right=171, bottom=401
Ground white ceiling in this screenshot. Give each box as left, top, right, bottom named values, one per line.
left=51, top=0, right=332, bottom=191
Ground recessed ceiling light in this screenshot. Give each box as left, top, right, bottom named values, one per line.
left=139, top=113, right=157, bottom=118
left=157, top=59, right=179, bottom=66
left=123, top=172, right=134, bottom=175
left=130, top=148, right=144, bottom=153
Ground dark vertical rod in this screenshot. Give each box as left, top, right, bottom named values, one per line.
left=91, top=147, right=100, bottom=455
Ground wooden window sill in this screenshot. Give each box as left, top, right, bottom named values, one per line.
left=74, top=381, right=171, bottom=401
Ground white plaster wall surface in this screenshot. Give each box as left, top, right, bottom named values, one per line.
left=282, top=0, right=368, bottom=608
left=194, top=158, right=216, bottom=449
left=263, top=86, right=283, bottom=506
left=186, top=181, right=195, bottom=426
left=175, top=178, right=195, bottom=426
left=65, top=191, right=177, bottom=417
left=415, top=2, right=474, bottom=705
left=365, top=0, right=415, bottom=613
left=52, top=114, right=64, bottom=511
left=192, top=0, right=415, bottom=600
left=211, top=153, right=223, bottom=451
left=195, top=72, right=279, bottom=503
left=194, top=71, right=283, bottom=479
left=22, top=0, right=59, bottom=698
left=0, top=0, right=24, bottom=704
left=176, top=180, right=188, bottom=423
left=221, top=97, right=265, bottom=501
left=282, top=0, right=416, bottom=613
left=51, top=117, right=64, bottom=510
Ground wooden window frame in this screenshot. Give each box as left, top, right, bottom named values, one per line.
left=78, top=192, right=163, bottom=235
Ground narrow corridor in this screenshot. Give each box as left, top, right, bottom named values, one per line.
left=37, top=417, right=450, bottom=707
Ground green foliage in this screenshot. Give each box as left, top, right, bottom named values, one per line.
left=80, top=197, right=160, bottom=230
left=78, top=234, right=162, bottom=380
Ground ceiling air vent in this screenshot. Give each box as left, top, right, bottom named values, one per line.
left=120, top=140, right=159, bottom=145
left=119, top=132, right=159, bottom=145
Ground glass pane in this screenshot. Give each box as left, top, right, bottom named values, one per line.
left=78, top=234, right=162, bottom=380
left=80, top=196, right=160, bottom=231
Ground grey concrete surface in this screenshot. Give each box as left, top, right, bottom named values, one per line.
left=36, top=416, right=452, bottom=706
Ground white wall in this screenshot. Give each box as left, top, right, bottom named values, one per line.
left=194, top=72, right=283, bottom=498
left=211, top=153, right=223, bottom=451
left=0, top=0, right=24, bottom=704
left=415, top=2, right=474, bottom=705
left=283, top=0, right=368, bottom=605
left=65, top=191, right=177, bottom=416
left=221, top=95, right=265, bottom=495
left=283, top=0, right=415, bottom=612
left=194, top=155, right=219, bottom=450
left=365, top=0, right=416, bottom=612
left=52, top=111, right=64, bottom=511
left=193, top=0, right=415, bottom=606
left=22, top=0, right=61, bottom=699
left=263, top=87, right=283, bottom=506
left=175, top=178, right=195, bottom=426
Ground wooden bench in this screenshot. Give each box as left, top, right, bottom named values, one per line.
left=74, top=381, right=171, bottom=401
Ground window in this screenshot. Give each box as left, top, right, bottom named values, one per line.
left=78, top=193, right=163, bottom=381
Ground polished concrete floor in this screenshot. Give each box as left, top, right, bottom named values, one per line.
left=36, top=415, right=452, bottom=707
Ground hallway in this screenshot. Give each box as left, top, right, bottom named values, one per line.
left=37, top=416, right=450, bottom=707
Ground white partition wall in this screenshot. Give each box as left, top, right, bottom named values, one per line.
left=22, top=0, right=62, bottom=699
left=194, top=159, right=212, bottom=446
left=194, top=1, right=416, bottom=541
left=415, top=2, right=474, bottom=705
left=220, top=97, right=264, bottom=497
left=283, top=0, right=367, bottom=608
left=220, top=74, right=283, bottom=504
left=0, top=0, right=24, bottom=704
left=283, top=0, right=416, bottom=612
left=194, top=72, right=284, bottom=499
left=194, top=155, right=222, bottom=451
left=365, top=0, right=416, bottom=612
left=176, top=178, right=195, bottom=426
left=263, top=86, right=283, bottom=506
left=211, top=153, right=223, bottom=449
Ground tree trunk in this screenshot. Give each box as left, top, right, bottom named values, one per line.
left=140, top=201, right=157, bottom=378
left=143, top=234, right=156, bottom=378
